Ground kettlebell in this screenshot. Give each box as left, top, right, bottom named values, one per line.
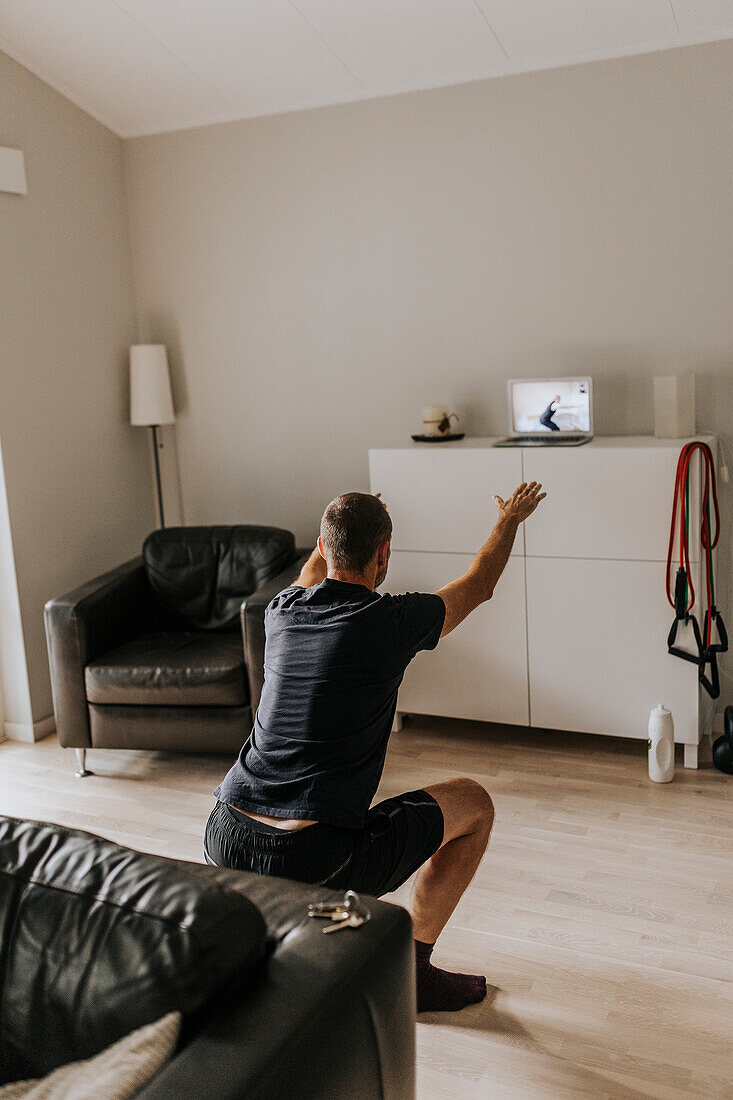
left=712, top=705, right=733, bottom=775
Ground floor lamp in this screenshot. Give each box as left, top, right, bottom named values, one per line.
left=130, top=345, right=176, bottom=527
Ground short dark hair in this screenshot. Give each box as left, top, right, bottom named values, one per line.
left=320, top=493, right=392, bottom=573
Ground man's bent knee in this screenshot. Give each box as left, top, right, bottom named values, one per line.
left=461, top=778, right=494, bottom=834
left=425, top=776, right=494, bottom=843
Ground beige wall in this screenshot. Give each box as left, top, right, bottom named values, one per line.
left=0, top=50, right=154, bottom=730
left=1, top=39, right=728, bottom=738
left=124, top=41, right=732, bottom=692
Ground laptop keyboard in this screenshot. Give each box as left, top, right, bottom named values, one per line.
left=493, top=435, right=592, bottom=447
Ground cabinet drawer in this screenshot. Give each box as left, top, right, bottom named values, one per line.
left=526, top=557, right=699, bottom=742
left=369, top=447, right=523, bottom=554
left=523, top=445, right=700, bottom=562
left=384, top=551, right=529, bottom=726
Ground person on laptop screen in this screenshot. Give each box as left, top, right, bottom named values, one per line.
left=538, top=394, right=564, bottom=431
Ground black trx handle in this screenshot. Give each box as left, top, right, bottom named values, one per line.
left=667, top=613, right=703, bottom=666
left=667, top=613, right=723, bottom=698
left=699, top=648, right=721, bottom=699
left=703, top=606, right=728, bottom=654
left=698, top=606, right=727, bottom=700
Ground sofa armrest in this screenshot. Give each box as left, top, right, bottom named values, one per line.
left=241, top=549, right=311, bottom=712
left=43, top=558, right=159, bottom=748
left=139, top=875, right=415, bottom=1100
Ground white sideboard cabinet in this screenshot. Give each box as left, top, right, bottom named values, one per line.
left=369, top=437, right=716, bottom=768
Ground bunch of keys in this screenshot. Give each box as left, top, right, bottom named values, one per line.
left=307, top=890, right=371, bottom=934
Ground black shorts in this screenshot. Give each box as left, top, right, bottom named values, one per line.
left=204, top=788, right=444, bottom=898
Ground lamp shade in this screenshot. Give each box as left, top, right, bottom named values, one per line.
left=130, top=345, right=175, bottom=425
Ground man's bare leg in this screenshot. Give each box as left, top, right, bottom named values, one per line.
left=408, top=776, right=494, bottom=1012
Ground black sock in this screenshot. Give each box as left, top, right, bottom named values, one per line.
left=414, top=940, right=487, bottom=1013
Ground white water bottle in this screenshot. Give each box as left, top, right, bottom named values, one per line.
left=648, top=705, right=675, bottom=783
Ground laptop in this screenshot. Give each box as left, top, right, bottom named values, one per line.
left=493, top=377, right=593, bottom=447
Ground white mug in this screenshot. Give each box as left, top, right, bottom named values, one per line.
left=422, top=405, right=458, bottom=436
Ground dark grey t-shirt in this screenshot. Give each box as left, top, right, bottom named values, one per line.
left=213, top=578, right=445, bottom=828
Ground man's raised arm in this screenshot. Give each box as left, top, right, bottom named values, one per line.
left=436, top=482, right=546, bottom=637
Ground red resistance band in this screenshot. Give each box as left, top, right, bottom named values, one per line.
left=666, top=441, right=727, bottom=698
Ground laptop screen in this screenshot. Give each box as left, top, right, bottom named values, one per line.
left=510, top=378, right=591, bottom=435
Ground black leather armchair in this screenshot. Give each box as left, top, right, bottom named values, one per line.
left=0, top=815, right=415, bottom=1099
left=44, top=526, right=309, bottom=772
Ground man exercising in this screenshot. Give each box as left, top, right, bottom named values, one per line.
left=206, top=481, right=546, bottom=1012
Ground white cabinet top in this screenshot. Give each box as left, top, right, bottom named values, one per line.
left=370, top=435, right=716, bottom=562
left=370, top=435, right=714, bottom=453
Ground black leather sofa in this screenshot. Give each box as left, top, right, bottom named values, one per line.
left=44, top=526, right=309, bottom=773
left=0, top=815, right=415, bottom=1099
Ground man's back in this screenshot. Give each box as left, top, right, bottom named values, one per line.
left=214, top=578, right=444, bottom=828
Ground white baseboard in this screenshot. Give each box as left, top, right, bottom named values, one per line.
left=4, top=714, right=56, bottom=743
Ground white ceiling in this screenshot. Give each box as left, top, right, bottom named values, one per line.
left=1, top=0, right=731, bottom=138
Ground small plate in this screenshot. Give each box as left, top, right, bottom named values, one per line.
left=411, top=433, right=465, bottom=443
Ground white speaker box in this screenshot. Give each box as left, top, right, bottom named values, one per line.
left=653, top=375, right=695, bottom=439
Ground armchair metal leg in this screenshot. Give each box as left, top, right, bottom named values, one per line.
left=74, top=749, right=92, bottom=777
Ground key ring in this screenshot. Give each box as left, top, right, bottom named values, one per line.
left=307, top=890, right=371, bottom=928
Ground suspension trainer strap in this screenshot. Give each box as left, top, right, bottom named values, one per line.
left=665, top=441, right=727, bottom=698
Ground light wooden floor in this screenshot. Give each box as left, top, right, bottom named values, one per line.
left=1, top=718, right=732, bottom=1099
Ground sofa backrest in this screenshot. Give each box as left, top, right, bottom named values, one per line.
left=0, top=816, right=268, bottom=1083
left=143, top=525, right=295, bottom=631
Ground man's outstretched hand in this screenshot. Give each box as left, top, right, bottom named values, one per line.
left=493, top=481, right=546, bottom=524
left=438, top=480, right=546, bottom=636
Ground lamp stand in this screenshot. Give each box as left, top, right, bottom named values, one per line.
left=150, top=424, right=166, bottom=528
